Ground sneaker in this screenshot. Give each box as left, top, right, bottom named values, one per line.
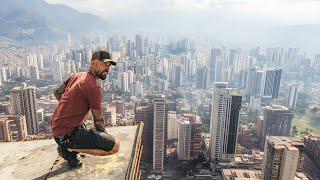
left=57, top=145, right=82, bottom=168
left=67, top=156, right=83, bottom=168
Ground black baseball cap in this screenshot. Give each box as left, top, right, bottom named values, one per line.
left=91, top=50, right=116, bottom=65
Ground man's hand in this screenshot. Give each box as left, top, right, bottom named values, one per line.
left=91, top=109, right=105, bottom=132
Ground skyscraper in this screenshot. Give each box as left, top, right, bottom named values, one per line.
left=215, top=58, right=225, bottom=82
left=118, top=72, right=129, bottom=92
left=135, top=34, right=143, bottom=57
left=286, top=83, right=299, bottom=110
left=184, top=114, right=203, bottom=160
left=135, top=105, right=153, bottom=165
left=266, top=48, right=284, bottom=67
left=51, top=58, right=63, bottom=83
left=153, top=94, right=166, bottom=172
left=227, top=95, right=242, bottom=156
left=262, top=136, right=304, bottom=180
left=29, top=66, right=39, bottom=80
left=209, top=48, right=222, bottom=83
left=130, top=81, right=144, bottom=97
left=178, top=120, right=191, bottom=160
left=37, top=54, right=44, bottom=70
left=174, top=65, right=183, bottom=87
left=10, top=83, right=39, bottom=135
left=196, top=67, right=209, bottom=89
left=209, top=82, right=242, bottom=162
left=36, top=109, right=44, bottom=122
left=167, top=111, right=178, bottom=140
left=261, top=105, right=293, bottom=147
left=245, top=67, right=264, bottom=96
left=262, top=68, right=282, bottom=99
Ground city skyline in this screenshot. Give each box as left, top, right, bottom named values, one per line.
left=43, top=0, right=320, bottom=51
left=1, top=1, right=320, bottom=178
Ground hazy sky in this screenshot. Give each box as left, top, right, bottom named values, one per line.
left=45, top=0, right=320, bottom=25
left=44, top=0, right=320, bottom=50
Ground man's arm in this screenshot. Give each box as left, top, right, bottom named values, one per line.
left=91, top=108, right=106, bottom=132
left=54, top=77, right=71, bottom=101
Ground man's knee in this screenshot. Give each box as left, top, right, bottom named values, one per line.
left=109, top=139, right=120, bottom=154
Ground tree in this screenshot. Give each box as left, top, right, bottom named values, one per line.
left=292, top=125, right=298, bottom=136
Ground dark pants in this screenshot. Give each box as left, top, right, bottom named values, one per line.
left=54, top=126, right=116, bottom=159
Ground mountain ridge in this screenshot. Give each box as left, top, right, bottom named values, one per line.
left=0, top=0, right=108, bottom=42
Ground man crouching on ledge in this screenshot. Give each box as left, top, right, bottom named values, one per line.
left=51, top=50, right=120, bottom=168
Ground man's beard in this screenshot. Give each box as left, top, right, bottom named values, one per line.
left=96, top=70, right=107, bottom=80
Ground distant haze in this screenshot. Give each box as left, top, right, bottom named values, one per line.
left=44, top=0, right=320, bottom=51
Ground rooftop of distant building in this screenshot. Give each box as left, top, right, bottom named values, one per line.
left=222, top=168, right=261, bottom=180
left=267, top=136, right=304, bottom=149
left=265, top=105, right=290, bottom=111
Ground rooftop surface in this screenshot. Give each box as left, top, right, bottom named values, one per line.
left=223, top=168, right=261, bottom=179
left=0, top=125, right=139, bottom=180
left=265, top=105, right=290, bottom=111
left=267, top=136, right=303, bottom=145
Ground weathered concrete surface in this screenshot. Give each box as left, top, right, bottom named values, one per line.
left=0, top=125, right=138, bottom=180
left=0, top=139, right=57, bottom=180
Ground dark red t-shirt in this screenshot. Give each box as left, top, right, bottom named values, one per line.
left=51, top=72, right=102, bottom=137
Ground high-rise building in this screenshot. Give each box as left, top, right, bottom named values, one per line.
left=184, top=114, right=202, bottom=160
left=245, top=67, right=264, bottom=96
left=126, top=40, right=133, bottom=56
left=0, top=119, right=11, bottom=141
left=36, top=109, right=44, bottom=122
left=262, top=68, right=282, bottom=99
left=85, top=48, right=92, bottom=65
left=51, top=59, right=63, bottom=83
left=134, top=105, right=153, bottom=165
left=0, top=67, right=8, bottom=84
left=111, top=100, right=125, bottom=116
left=249, top=96, right=261, bottom=111
left=174, top=65, right=183, bottom=87
left=118, top=72, right=129, bottom=92
left=130, top=81, right=143, bottom=97
left=256, top=116, right=264, bottom=141
left=209, top=82, right=242, bottom=162
left=29, top=66, right=39, bottom=80
left=0, top=115, right=27, bottom=141
left=266, top=48, right=284, bottom=67
left=152, top=94, right=166, bottom=172
left=215, top=58, right=225, bottom=82
left=286, top=83, right=299, bottom=110
left=261, top=105, right=293, bottom=147
left=127, top=70, right=134, bottom=87
left=135, top=34, right=143, bottom=57
left=196, top=67, right=209, bottom=89
left=283, top=48, right=299, bottom=71
left=209, top=48, right=222, bottom=82
left=103, top=105, right=116, bottom=126
left=178, top=120, right=191, bottom=160
left=24, top=54, right=38, bottom=68
left=167, top=111, right=178, bottom=140
left=237, top=125, right=254, bottom=149
left=303, top=136, right=320, bottom=169
left=262, top=136, right=305, bottom=180
left=10, top=83, right=39, bottom=135
left=0, top=102, right=13, bottom=114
